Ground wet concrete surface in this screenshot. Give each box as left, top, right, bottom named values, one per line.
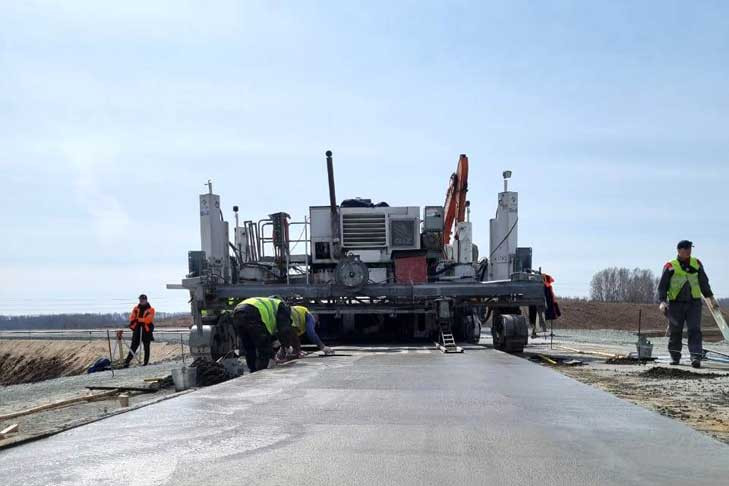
left=1, top=347, right=728, bottom=485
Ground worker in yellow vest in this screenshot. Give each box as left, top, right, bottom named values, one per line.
left=657, top=240, right=718, bottom=368
left=290, top=305, right=333, bottom=355
left=232, top=297, right=300, bottom=372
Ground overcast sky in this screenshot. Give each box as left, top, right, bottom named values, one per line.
left=1, top=1, right=728, bottom=314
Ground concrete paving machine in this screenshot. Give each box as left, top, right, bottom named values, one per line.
left=168, top=151, right=550, bottom=359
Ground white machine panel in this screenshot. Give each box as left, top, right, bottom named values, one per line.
left=309, top=205, right=420, bottom=264
left=489, top=191, right=518, bottom=281
left=454, top=222, right=473, bottom=264
left=200, top=191, right=230, bottom=281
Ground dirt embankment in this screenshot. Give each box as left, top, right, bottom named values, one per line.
left=0, top=340, right=188, bottom=386
left=155, top=315, right=193, bottom=328
left=556, top=299, right=728, bottom=333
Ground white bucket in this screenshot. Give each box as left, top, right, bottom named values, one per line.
left=171, top=366, right=197, bottom=391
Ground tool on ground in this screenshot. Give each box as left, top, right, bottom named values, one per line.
left=635, top=309, right=653, bottom=359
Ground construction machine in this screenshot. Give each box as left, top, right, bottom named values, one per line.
left=168, top=151, right=550, bottom=360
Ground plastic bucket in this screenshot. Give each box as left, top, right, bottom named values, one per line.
left=172, top=366, right=197, bottom=391
left=636, top=337, right=653, bottom=359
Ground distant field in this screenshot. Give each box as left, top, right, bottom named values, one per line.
left=3, top=301, right=727, bottom=334
left=556, top=299, right=729, bottom=333
left=164, top=300, right=729, bottom=334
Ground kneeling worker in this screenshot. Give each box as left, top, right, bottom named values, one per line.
left=233, top=297, right=300, bottom=372
left=291, top=305, right=333, bottom=355
left=124, top=294, right=155, bottom=367
left=658, top=240, right=718, bottom=368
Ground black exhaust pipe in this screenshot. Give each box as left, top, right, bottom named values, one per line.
left=326, top=150, right=337, bottom=213
left=325, top=150, right=340, bottom=258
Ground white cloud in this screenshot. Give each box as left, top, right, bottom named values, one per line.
left=61, top=139, right=131, bottom=245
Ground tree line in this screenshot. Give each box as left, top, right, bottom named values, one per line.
left=591, top=267, right=726, bottom=304
left=0, top=312, right=184, bottom=330
left=590, top=267, right=659, bottom=303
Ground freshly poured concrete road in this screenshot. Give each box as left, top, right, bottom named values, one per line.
left=2, top=348, right=728, bottom=485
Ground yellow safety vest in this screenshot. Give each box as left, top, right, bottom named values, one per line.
left=291, top=306, right=310, bottom=336
left=668, top=257, right=702, bottom=301
left=237, top=297, right=280, bottom=335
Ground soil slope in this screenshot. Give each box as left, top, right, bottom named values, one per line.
left=556, top=299, right=729, bottom=332
left=0, top=340, right=187, bottom=385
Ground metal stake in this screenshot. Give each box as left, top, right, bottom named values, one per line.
left=638, top=308, right=642, bottom=338
left=549, top=319, right=554, bottom=350
left=106, top=330, right=114, bottom=377
left=180, top=333, right=186, bottom=365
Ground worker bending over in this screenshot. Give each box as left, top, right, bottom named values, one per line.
left=232, top=297, right=301, bottom=372
left=124, top=294, right=155, bottom=367
left=291, top=305, right=334, bottom=355
left=658, top=240, right=718, bottom=368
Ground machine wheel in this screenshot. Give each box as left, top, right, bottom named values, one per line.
left=491, top=313, right=528, bottom=353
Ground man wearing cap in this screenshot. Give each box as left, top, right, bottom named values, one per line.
left=658, top=241, right=718, bottom=368
left=124, top=294, right=155, bottom=367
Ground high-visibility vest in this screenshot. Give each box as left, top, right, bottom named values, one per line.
left=291, top=306, right=310, bottom=336
left=238, top=297, right=281, bottom=335
left=130, top=305, right=155, bottom=332
left=668, top=257, right=702, bottom=301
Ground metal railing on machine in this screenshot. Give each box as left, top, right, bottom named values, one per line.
left=243, top=217, right=311, bottom=285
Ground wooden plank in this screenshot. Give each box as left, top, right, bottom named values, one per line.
left=0, top=390, right=118, bottom=422
left=86, top=386, right=153, bottom=393
left=0, top=424, right=19, bottom=438
left=555, top=345, right=620, bottom=359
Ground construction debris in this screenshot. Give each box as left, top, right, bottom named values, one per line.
left=640, top=367, right=728, bottom=380
left=190, top=358, right=230, bottom=387
left=606, top=355, right=657, bottom=365
left=528, top=353, right=584, bottom=366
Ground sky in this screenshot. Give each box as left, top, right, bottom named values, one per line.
left=1, top=1, right=728, bottom=314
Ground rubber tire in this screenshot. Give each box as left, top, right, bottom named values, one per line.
left=492, top=314, right=526, bottom=354
left=491, top=315, right=506, bottom=351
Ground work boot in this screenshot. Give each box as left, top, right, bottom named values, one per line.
left=691, top=359, right=701, bottom=369
left=123, top=360, right=130, bottom=369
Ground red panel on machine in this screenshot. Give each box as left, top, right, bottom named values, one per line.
left=394, top=252, right=428, bottom=284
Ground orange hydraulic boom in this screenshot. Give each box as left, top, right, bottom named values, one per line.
left=442, top=154, right=469, bottom=246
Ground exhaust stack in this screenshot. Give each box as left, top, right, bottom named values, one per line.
left=325, top=150, right=341, bottom=258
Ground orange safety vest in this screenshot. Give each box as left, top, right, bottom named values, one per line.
left=130, top=305, right=155, bottom=332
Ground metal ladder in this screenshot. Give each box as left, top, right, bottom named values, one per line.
left=437, top=320, right=463, bottom=353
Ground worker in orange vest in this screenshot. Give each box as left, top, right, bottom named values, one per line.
left=124, top=294, right=155, bottom=367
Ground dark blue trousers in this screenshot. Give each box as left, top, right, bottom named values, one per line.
left=667, top=300, right=703, bottom=361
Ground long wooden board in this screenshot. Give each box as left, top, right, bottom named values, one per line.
left=0, top=390, right=118, bottom=422
left=704, top=297, right=729, bottom=342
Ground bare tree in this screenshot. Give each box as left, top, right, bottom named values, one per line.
left=590, top=267, right=658, bottom=303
